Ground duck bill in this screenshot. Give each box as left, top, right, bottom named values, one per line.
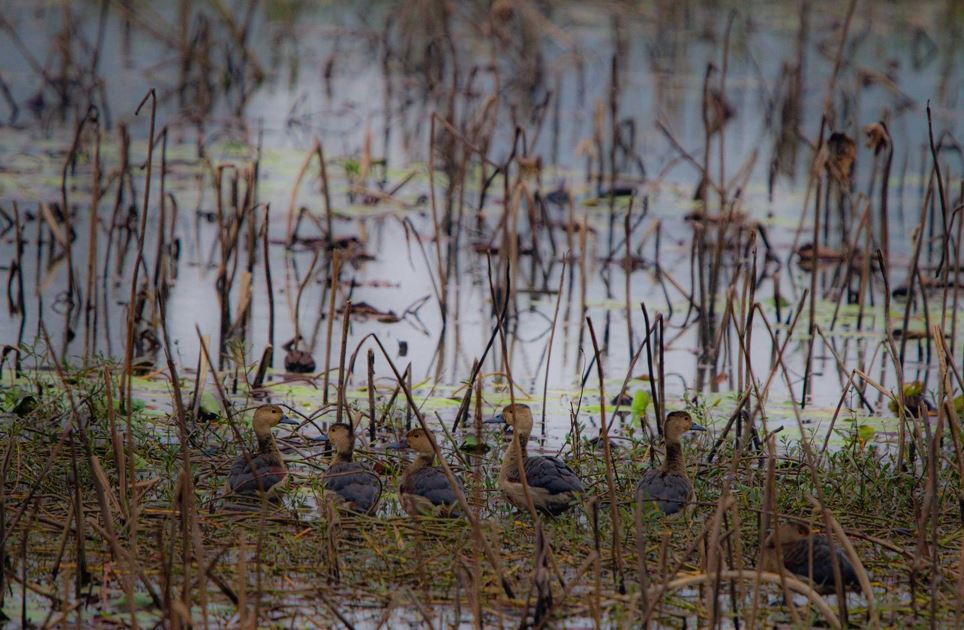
left=482, top=413, right=504, bottom=425
left=279, top=415, right=300, bottom=426
left=387, top=439, right=409, bottom=450
left=690, top=422, right=707, bottom=432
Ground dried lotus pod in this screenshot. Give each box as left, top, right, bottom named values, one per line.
left=517, top=154, right=542, bottom=178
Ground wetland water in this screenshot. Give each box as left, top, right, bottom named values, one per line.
left=1, top=2, right=960, bottom=434
left=0, top=0, right=963, bottom=627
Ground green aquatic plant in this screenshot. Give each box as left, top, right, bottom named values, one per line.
left=887, top=380, right=932, bottom=416
left=630, top=389, right=651, bottom=427
left=835, top=415, right=877, bottom=452
left=1, top=385, right=37, bottom=416
left=459, top=433, right=489, bottom=453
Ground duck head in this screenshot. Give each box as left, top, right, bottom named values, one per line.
left=767, top=521, right=811, bottom=547
left=501, top=403, right=534, bottom=437
left=662, top=410, right=706, bottom=442
left=399, top=427, right=437, bottom=457
left=326, top=422, right=355, bottom=458
left=252, top=404, right=296, bottom=437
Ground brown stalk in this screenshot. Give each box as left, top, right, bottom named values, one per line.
left=316, top=141, right=334, bottom=250
left=322, top=252, right=342, bottom=404
left=586, top=317, right=625, bottom=593
left=367, top=348, right=377, bottom=443
left=875, top=249, right=914, bottom=466
left=801, top=0, right=859, bottom=407
left=285, top=139, right=326, bottom=243
left=41, top=325, right=160, bottom=610
left=927, top=103, right=951, bottom=276
left=623, top=203, right=634, bottom=359
left=10, top=202, right=25, bottom=374
left=933, top=329, right=964, bottom=523
left=539, top=260, right=566, bottom=434
left=367, top=334, right=515, bottom=599
left=450, top=258, right=511, bottom=432
left=103, top=366, right=128, bottom=517
left=336, top=299, right=352, bottom=426
left=428, top=115, right=448, bottom=326
left=293, top=248, right=321, bottom=344
left=653, top=570, right=840, bottom=629
left=124, top=89, right=156, bottom=418
left=262, top=205, right=275, bottom=368
left=157, top=286, right=203, bottom=622
left=0, top=426, right=12, bottom=616
left=83, top=116, right=102, bottom=360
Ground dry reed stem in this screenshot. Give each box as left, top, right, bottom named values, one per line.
left=651, top=570, right=841, bottom=629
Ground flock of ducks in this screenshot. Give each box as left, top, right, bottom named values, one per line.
left=226, top=402, right=859, bottom=596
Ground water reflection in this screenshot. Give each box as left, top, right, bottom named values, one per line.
left=0, top=1, right=960, bottom=442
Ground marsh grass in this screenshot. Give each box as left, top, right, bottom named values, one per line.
left=1, top=358, right=961, bottom=627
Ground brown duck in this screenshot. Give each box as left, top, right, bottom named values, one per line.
left=226, top=404, right=298, bottom=496
left=636, top=410, right=705, bottom=516
left=395, top=428, right=464, bottom=517
left=498, top=404, right=585, bottom=516
left=321, top=422, right=381, bottom=514
left=762, top=522, right=860, bottom=594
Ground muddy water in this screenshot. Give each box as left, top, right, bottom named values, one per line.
left=0, top=1, right=961, bottom=447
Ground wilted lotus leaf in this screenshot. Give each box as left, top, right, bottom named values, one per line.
left=706, top=88, right=734, bottom=136
left=825, top=132, right=856, bottom=185
left=285, top=349, right=316, bottom=373
left=863, top=121, right=891, bottom=154
left=517, top=154, right=542, bottom=179
left=341, top=301, right=400, bottom=323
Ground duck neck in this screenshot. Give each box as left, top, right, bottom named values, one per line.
left=404, top=451, right=435, bottom=480
left=662, top=439, right=685, bottom=473
left=499, top=433, right=529, bottom=482
left=256, top=429, right=281, bottom=461
left=332, top=449, right=353, bottom=464
left=416, top=451, right=435, bottom=468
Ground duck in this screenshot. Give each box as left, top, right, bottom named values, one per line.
left=498, top=403, right=585, bottom=516
left=795, top=243, right=862, bottom=272
left=395, top=427, right=464, bottom=517
left=635, top=410, right=705, bottom=516
left=321, top=422, right=381, bottom=514
left=226, top=404, right=298, bottom=496
left=762, top=522, right=860, bottom=595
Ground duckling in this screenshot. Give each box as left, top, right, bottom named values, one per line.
left=498, top=403, right=585, bottom=516
left=396, top=428, right=464, bottom=517
left=762, top=522, right=860, bottom=595
left=226, top=404, right=298, bottom=496
left=635, top=410, right=706, bottom=516
left=321, top=423, right=381, bottom=514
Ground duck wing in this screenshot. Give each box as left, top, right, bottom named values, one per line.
left=635, top=468, right=691, bottom=515
left=404, top=466, right=464, bottom=510
left=228, top=453, right=287, bottom=494
left=781, top=535, right=859, bottom=591
left=324, top=462, right=381, bottom=514
left=506, top=456, right=585, bottom=495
